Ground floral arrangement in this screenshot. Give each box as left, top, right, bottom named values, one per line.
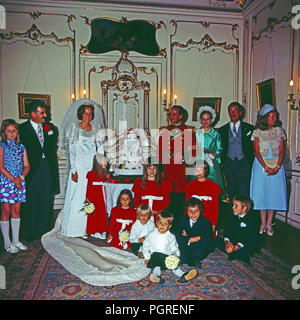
left=165, top=255, right=180, bottom=270
left=118, top=230, right=130, bottom=243
left=81, top=201, right=95, bottom=215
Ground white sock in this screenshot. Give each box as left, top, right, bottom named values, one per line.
left=172, top=267, right=184, bottom=278
left=0, top=220, right=11, bottom=249
left=11, top=218, right=20, bottom=244
left=153, top=266, right=161, bottom=277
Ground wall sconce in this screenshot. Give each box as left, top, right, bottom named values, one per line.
left=162, top=90, right=179, bottom=117
left=288, top=80, right=298, bottom=110
left=162, top=89, right=171, bottom=113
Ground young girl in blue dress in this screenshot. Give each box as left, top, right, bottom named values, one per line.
left=0, top=119, right=30, bottom=253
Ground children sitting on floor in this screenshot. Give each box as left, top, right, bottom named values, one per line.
left=129, top=204, right=156, bottom=258
left=176, top=197, right=213, bottom=269
left=215, top=194, right=261, bottom=264
left=142, top=210, right=198, bottom=284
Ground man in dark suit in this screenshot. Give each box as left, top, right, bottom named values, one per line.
left=218, top=102, right=254, bottom=202
left=175, top=197, right=213, bottom=269
left=19, top=101, right=59, bottom=241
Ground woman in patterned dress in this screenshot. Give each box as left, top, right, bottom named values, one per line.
left=0, top=119, right=30, bottom=253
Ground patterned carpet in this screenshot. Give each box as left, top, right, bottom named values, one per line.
left=0, top=239, right=299, bottom=300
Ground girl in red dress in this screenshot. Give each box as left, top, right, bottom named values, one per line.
left=106, top=189, right=136, bottom=249
left=132, top=163, right=172, bottom=223
left=85, top=154, right=109, bottom=239
left=185, top=161, right=221, bottom=238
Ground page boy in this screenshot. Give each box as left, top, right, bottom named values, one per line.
left=142, top=210, right=198, bottom=284
left=176, top=197, right=213, bottom=269
left=130, top=204, right=155, bottom=258
left=217, top=194, right=261, bottom=264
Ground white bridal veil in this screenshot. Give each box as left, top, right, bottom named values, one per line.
left=42, top=98, right=150, bottom=286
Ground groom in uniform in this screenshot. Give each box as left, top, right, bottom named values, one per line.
left=158, top=105, right=196, bottom=230
left=19, top=101, right=59, bottom=241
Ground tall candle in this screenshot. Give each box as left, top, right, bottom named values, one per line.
left=289, top=80, right=294, bottom=94
left=174, top=94, right=177, bottom=105
left=163, top=89, right=167, bottom=100
left=83, top=89, right=87, bottom=97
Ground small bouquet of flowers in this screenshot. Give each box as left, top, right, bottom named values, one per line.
left=118, top=230, right=130, bottom=249
left=165, top=255, right=180, bottom=270
left=81, top=201, right=95, bottom=215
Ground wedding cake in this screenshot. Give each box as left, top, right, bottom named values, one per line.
left=107, top=129, right=150, bottom=178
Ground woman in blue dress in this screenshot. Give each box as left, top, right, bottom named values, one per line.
left=194, top=106, right=226, bottom=199
left=250, top=104, right=287, bottom=236
left=0, top=119, right=30, bottom=253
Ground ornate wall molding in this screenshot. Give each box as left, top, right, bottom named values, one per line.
left=171, top=34, right=238, bottom=52
left=0, top=23, right=73, bottom=45
left=251, top=9, right=295, bottom=43
left=169, top=19, right=240, bottom=104
left=2, top=10, right=76, bottom=97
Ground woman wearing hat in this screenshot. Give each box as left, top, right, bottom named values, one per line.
left=194, top=106, right=225, bottom=199
left=250, top=104, right=287, bottom=236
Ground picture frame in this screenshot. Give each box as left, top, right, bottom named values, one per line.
left=18, top=93, right=51, bottom=119
left=192, top=97, right=222, bottom=122
left=256, top=78, right=276, bottom=111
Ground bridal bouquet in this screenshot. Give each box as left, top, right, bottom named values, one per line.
left=119, top=230, right=130, bottom=243
left=81, top=201, right=95, bottom=215
left=165, top=255, right=180, bottom=270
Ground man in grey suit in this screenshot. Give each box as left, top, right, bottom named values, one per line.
left=218, top=102, right=254, bottom=202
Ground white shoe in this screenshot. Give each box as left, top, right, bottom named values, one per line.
left=99, top=232, right=107, bottom=240
left=13, top=242, right=28, bottom=251
left=91, top=233, right=100, bottom=238
left=5, top=244, right=19, bottom=253
left=81, top=235, right=88, bottom=239
left=91, top=232, right=106, bottom=239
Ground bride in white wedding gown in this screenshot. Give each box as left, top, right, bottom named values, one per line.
left=41, top=98, right=150, bottom=286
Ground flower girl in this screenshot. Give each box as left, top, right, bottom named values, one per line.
left=132, top=161, right=172, bottom=222
left=85, top=154, right=109, bottom=239
left=106, top=189, right=136, bottom=249
left=0, top=119, right=30, bottom=253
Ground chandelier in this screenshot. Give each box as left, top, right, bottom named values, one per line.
left=208, top=0, right=246, bottom=8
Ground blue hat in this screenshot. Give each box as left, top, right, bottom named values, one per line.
left=259, top=104, right=275, bottom=116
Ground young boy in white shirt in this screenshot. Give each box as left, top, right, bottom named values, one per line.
left=130, top=204, right=156, bottom=258
left=143, top=210, right=198, bottom=284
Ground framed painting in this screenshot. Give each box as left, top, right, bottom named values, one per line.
left=18, top=93, right=51, bottom=119
left=192, top=97, right=222, bottom=122
left=256, top=78, right=276, bottom=111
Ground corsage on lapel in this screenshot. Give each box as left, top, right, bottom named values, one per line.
left=44, top=124, right=53, bottom=135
